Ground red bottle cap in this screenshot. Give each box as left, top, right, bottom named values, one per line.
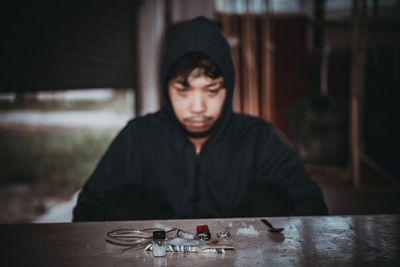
left=196, top=224, right=210, bottom=234
left=195, top=224, right=211, bottom=240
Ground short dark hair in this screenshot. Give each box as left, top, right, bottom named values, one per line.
left=167, top=52, right=223, bottom=83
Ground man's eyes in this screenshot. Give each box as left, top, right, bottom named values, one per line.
left=208, top=87, right=224, bottom=94
left=208, top=89, right=220, bottom=94
left=175, top=87, right=188, bottom=93
left=174, top=87, right=224, bottom=95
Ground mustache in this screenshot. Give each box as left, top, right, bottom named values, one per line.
left=183, top=114, right=212, bottom=122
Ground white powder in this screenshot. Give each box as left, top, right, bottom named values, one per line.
left=236, top=224, right=259, bottom=236
left=152, top=243, right=166, bottom=257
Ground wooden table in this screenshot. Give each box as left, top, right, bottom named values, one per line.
left=1, top=215, right=399, bottom=266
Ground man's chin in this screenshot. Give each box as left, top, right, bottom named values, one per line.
left=184, top=127, right=213, bottom=138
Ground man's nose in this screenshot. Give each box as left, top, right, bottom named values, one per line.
left=190, top=91, right=205, bottom=113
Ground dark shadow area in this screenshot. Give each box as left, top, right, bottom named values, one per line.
left=101, top=183, right=295, bottom=221
left=288, top=94, right=349, bottom=165
left=232, top=184, right=294, bottom=218
left=103, top=185, right=174, bottom=221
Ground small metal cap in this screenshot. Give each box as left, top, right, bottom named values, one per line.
left=153, top=230, right=166, bottom=240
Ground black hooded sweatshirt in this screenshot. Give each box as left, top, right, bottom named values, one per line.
left=73, top=17, right=327, bottom=222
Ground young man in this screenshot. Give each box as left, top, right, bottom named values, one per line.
left=73, top=17, right=327, bottom=222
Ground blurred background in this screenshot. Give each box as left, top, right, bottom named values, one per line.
left=1, top=0, right=399, bottom=223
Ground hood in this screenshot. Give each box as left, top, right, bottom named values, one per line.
left=159, top=16, right=235, bottom=137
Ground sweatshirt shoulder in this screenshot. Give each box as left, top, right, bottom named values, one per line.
left=127, top=111, right=167, bottom=127
left=229, top=113, right=289, bottom=144
left=126, top=110, right=168, bottom=130
left=230, top=113, right=274, bottom=133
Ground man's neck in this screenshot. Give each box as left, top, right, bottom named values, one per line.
left=189, top=136, right=209, bottom=155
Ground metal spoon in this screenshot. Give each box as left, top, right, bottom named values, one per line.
left=261, top=219, right=284, bottom=233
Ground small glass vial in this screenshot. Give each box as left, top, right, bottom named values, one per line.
left=152, top=230, right=167, bottom=257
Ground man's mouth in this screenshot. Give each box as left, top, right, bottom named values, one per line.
left=184, top=116, right=212, bottom=129
left=188, top=120, right=207, bottom=127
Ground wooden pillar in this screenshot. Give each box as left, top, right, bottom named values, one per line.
left=350, top=0, right=367, bottom=188
left=221, top=15, right=242, bottom=113
left=349, top=0, right=399, bottom=189
left=260, top=10, right=275, bottom=123
left=241, top=15, right=259, bottom=117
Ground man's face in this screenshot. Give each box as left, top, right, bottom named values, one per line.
left=168, top=68, right=226, bottom=136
